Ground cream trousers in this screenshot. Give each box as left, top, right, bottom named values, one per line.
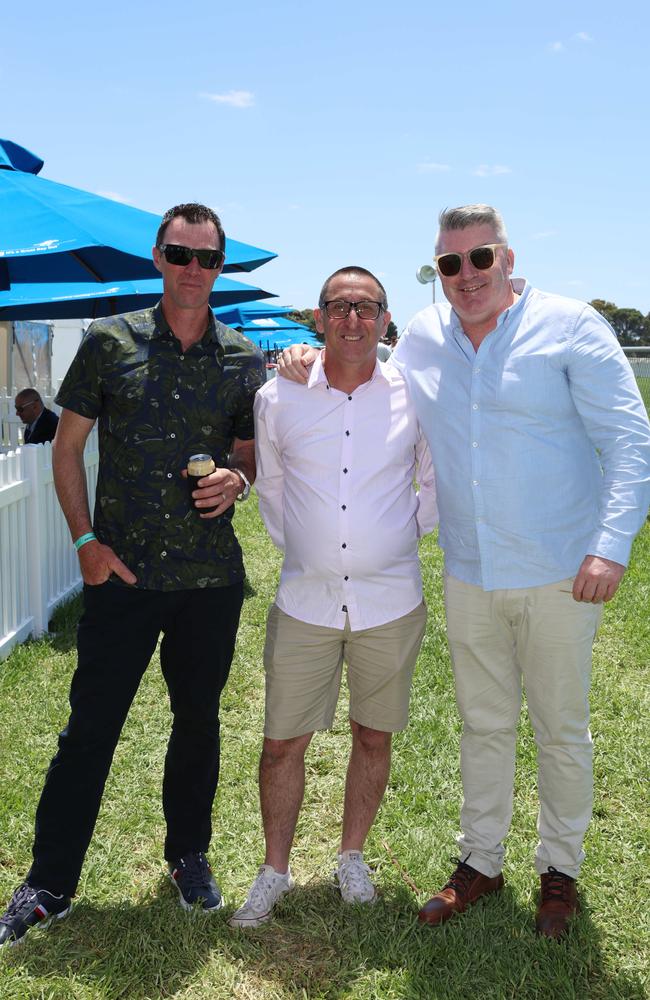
left=444, top=573, right=603, bottom=879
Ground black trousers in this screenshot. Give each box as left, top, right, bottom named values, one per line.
left=27, top=580, right=244, bottom=897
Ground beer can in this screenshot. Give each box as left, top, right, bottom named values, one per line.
left=187, top=454, right=217, bottom=513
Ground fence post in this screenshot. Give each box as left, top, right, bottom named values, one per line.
left=22, top=444, right=49, bottom=635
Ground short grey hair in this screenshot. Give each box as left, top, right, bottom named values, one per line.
left=318, top=266, right=388, bottom=310
left=437, top=204, right=508, bottom=249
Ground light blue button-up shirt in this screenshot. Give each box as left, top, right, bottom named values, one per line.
left=392, top=279, right=650, bottom=590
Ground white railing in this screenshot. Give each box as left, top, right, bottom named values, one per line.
left=0, top=429, right=98, bottom=661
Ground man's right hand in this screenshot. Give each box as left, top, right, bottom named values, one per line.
left=277, top=344, right=319, bottom=382
left=78, top=540, right=137, bottom=586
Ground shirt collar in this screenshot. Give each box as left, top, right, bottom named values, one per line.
left=307, top=350, right=391, bottom=391
left=150, top=301, right=223, bottom=351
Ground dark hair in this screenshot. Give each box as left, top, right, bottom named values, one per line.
left=156, top=203, right=226, bottom=252
left=15, top=388, right=42, bottom=405
left=318, top=266, right=388, bottom=310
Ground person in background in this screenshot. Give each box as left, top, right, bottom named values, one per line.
left=274, top=205, right=650, bottom=938
left=229, top=266, right=436, bottom=928
left=15, top=389, right=59, bottom=443
left=0, top=203, right=265, bottom=948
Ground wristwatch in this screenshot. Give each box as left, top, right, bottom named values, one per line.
left=231, top=468, right=251, bottom=501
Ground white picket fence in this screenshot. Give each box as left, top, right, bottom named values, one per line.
left=0, top=429, right=99, bottom=660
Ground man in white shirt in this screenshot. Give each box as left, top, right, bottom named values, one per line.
left=229, top=266, right=437, bottom=928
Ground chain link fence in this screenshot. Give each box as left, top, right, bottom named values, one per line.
left=624, top=348, right=650, bottom=414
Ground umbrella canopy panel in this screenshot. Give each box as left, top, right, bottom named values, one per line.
left=215, top=302, right=294, bottom=326
left=0, top=277, right=276, bottom=321
left=0, top=140, right=277, bottom=289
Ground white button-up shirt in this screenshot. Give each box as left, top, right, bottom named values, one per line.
left=254, top=353, right=438, bottom=630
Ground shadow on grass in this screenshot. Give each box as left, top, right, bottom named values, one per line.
left=4, top=878, right=646, bottom=999
left=5, top=891, right=216, bottom=999
left=223, top=879, right=646, bottom=1000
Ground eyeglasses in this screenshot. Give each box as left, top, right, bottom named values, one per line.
left=157, top=243, right=225, bottom=270
left=323, top=300, right=384, bottom=320
left=16, top=402, right=36, bottom=413
left=433, top=243, right=507, bottom=278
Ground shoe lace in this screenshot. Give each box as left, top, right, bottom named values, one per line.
left=247, top=868, right=282, bottom=909
left=445, top=859, right=477, bottom=895
left=1, top=884, right=33, bottom=923
left=338, top=855, right=372, bottom=893
left=541, top=867, right=573, bottom=902
left=177, top=853, right=211, bottom=889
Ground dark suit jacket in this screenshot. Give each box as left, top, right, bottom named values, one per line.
left=24, top=407, right=59, bottom=444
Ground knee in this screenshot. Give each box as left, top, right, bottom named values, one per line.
left=350, top=720, right=392, bottom=754
left=261, top=734, right=311, bottom=768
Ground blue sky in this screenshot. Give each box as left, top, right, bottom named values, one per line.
left=3, top=0, right=648, bottom=330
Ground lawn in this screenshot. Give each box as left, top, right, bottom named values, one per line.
left=0, top=501, right=648, bottom=1000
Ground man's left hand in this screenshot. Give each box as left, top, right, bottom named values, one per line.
left=183, top=466, right=244, bottom=518
left=572, top=555, right=626, bottom=603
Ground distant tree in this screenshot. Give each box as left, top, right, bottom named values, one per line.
left=287, top=308, right=324, bottom=343
left=287, top=308, right=316, bottom=332
left=590, top=300, right=650, bottom=346
left=386, top=320, right=399, bottom=341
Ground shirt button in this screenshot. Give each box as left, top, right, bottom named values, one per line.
left=167, top=472, right=173, bottom=478
left=473, top=480, right=479, bottom=486
left=161, top=550, right=167, bottom=557
left=472, top=403, right=479, bottom=410
left=341, top=504, right=347, bottom=510
left=348, top=395, right=352, bottom=401
left=345, top=430, right=350, bottom=436
left=343, top=468, right=348, bottom=474
left=474, top=368, right=481, bottom=375
left=170, top=432, right=176, bottom=439
left=179, top=355, right=185, bottom=361
left=472, top=441, right=478, bottom=448
left=342, top=543, right=347, bottom=549
left=164, top=513, right=170, bottom=519
left=173, top=393, right=180, bottom=400
left=344, top=575, right=349, bottom=581
left=342, top=605, right=348, bottom=612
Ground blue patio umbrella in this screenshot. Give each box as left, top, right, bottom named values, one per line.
left=0, top=139, right=276, bottom=290
left=241, top=316, right=321, bottom=349
left=215, top=302, right=294, bottom=326
left=0, top=276, right=276, bottom=321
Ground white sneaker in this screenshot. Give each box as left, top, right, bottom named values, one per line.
left=336, top=850, right=377, bottom=904
left=228, top=865, right=294, bottom=928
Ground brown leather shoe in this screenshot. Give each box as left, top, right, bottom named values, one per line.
left=418, top=860, right=504, bottom=926
left=535, top=867, right=578, bottom=939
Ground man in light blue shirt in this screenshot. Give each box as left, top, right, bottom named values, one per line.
left=277, top=204, right=650, bottom=938
left=391, top=205, right=650, bottom=938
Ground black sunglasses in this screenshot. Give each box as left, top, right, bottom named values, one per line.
left=433, top=243, right=507, bottom=278
left=157, top=243, right=225, bottom=270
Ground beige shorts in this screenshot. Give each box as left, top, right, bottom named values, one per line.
left=263, top=602, right=428, bottom=739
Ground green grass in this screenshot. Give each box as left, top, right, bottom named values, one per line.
left=0, top=500, right=648, bottom=1000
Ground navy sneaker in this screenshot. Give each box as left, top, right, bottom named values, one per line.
left=0, top=883, right=72, bottom=947
left=168, top=852, right=223, bottom=912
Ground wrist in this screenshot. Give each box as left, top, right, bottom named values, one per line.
left=74, top=531, right=97, bottom=551
left=230, top=468, right=251, bottom=501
